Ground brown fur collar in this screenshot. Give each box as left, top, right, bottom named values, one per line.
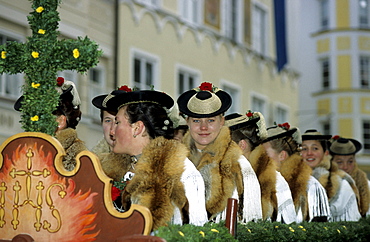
left=350, top=165, right=370, bottom=216
left=249, top=145, right=277, bottom=220
left=91, top=137, right=111, bottom=156
left=55, top=128, right=86, bottom=171
left=99, top=152, right=131, bottom=182
left=126, top=136, right=189, bottom=230
left=280, top=153, right=311, bottom=220
left=183, top=126, right=243, bottom=218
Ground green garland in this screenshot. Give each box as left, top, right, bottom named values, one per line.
left=0, top=0, right=102, bottom=135
left=156, top=217, right=370, bottom=241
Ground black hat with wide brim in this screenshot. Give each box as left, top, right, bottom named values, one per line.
left=301, top=129, right=331, bottom=141
left=329, top=137, right=362, bottom=155
left=225, top=113, right=260, bottom=131
left=92, top=90, right=128, bottom=111
left=177, top=89, right=232, bottom=118
left=104, top=90, right=174, bottom=111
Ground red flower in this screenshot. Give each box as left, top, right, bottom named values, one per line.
left=332, top=135, right=340, bottom=140
left=246, top=111, right=253, bottom=117
left=118, top=85, right=132, bottom=92
left=56, top=77, right=64, bottom=86
left=199, top=82, right=213, bottom=91
left=111, top=186, right=121, bottom=201
left=278, top=122, right=290, bottom=130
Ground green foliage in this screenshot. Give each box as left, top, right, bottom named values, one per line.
left=155, top=217, right=370, bottom=242
left=155, top=222, right=236, bottom=242
left=0, top=0, right=102, bottom=136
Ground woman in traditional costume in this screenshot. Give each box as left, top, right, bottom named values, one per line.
left=104, top=88, right=208, bottom=230
left=14, top=77, right=86, bottom=171
left=225, top=112, right=296, bottom=224
left=177, top=82, right=262, bottom=223
left=263, top=124, right=331, bottom=222
left=301, top=130, right=361, bottom=222
left=329, top=137, right=369, bottom=217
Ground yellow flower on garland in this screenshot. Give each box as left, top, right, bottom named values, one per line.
left=32, top=82, right=40, bottom=88
left=289, top=227, right=295, bottom=232
left=73, top=48, right=80, bottom=58
left=1, top=51, right=6, bottom=59
left=211, top=229, right=219, bottom=233
left=38, top=29, right=46, bottom=34
left=31, top=115, right=39, bottom=121
left=178, top=231, right=184, bottom=237
left=199, top=231, right=205, bottom=237
left=36, top=6, right=44, bottom=13
left=32, top=51, right=39, bottom=58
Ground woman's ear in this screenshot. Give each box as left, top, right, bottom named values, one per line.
left=56, top=115, right=67, bottom=131
left=132, top=120, right=146, bottom=137
left=279, top=150, right=288, bottom=162
left=238, top=139, right=247, bottom=152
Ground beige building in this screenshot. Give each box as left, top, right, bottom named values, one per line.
left=0, top=0, right=299, bottom=149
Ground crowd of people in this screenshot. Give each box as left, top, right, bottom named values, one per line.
left=16, top=79, right=370, bottom=231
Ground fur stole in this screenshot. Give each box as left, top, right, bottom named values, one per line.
left=125, top=136, right=188, bottom=230
left=280, top=153, right=311, bottom=221
left=349, top=164, right=369, bottom=216
left=99, top=152, right=131, bottom=182
left=183, top=126, right=243, bottom=218
left=55, top=128, right=86, bottom=171
left=312, top=155, right=360, bottom=206
left=91, top=137, right=111, bottom=157
left=249, top=145, right=278, bottom=221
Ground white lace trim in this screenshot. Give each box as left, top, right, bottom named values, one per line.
left=275, top=171, right=296, bottom=224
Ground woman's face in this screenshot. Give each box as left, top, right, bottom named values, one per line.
left=332, top=154, right=356, bottom=174
left=187, top=115, right=224, bottom=150
left=102, top=111, right=115, bottom=147
left=110, top=106, right=135, bottom=154
left=301, top=140, right=327, bottom=169
left=263, top=142, right=283, bottom=170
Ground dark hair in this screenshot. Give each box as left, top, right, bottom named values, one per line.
left=125, top=102, right=174, bottom=139
left=269, top=136, right=300, bottom=156
left=230, top=124, right=261, bottom=152
left=99, top=109, right=117, bottom=123
left=53, top=91, right=81, bottom=129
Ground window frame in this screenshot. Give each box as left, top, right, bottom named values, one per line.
left=176, top=64, right=200, bottom=97
left=321, top=58, right=330, bottom=90
left=131, top=49, right=159, bottom=90
left=178, top=0, right=203, bottom=25
left=320, top=0, right=329, bottom=30
left=88, top=66, right=106, bottom=118
left=359, top=0, right=370, bottom=28
left=363, top=120, right=370, bottom=153
left=220, top=80, right=241, bottom=116
left=251, top=2, right=268, bottom=55
left=360, top=56, right=370, bottom=88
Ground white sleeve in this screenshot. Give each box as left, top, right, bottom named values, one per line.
left=307, top=176, right=331, bottom=221
left=275, top=171, right=297, bottom=224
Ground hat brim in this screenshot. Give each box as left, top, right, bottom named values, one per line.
left=177, top=89, right=231, bottom=118
left=105, top=90, right=174, bottom=111
left=225, top=113, right=260, bottom=131
left=330, top=138, right=362, bottom=155
left=302, top=134, right=332, bottom=141
left=263, top=127, right=297, bottom=143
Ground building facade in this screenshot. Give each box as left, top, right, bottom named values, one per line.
left=0, top=0, right=299, bottom=150
left=288, top=0, right=370, bottom=172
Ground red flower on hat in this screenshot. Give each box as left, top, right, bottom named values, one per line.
left=278, top=122, right=290, bottom=131
left=118, top=85, right=132, bottom=92
left=199, top=82, right=213, bottom=92
left=246, top=111, right=254, bottom=118
left=332, top=135, right=340, bottom=140
left=111, top=186, right=121, bottom=201
left=56, top=77, right=64, bottom=87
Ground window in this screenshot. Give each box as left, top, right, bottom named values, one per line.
left=275, top=106, right=287, bottom=124
left=133, top=54, right=157, bottom=90
left=252, top=4, right=267, bottom=55
left=360, top=56, right=370, bottom=88
left=320, top=0, right=329, bottom=29
left=359, top=0, right=370, bottom=28
left=321, top=59, right=330, bottom=89
left=221, top=84, right=239, bottom=115
left=363, top=121, right=370, bottom=152
left=251, top=96, right=265, bottom=114
left=0, top=34, right=23, bottom=99
left=224, top=0, right=240, bottom=42
left=89, top=67, right=105, bottom=118
left=178, top=70, right=197, bottom=96
left=322, top=122, right=331, bottom=136
left=179, top=0, right=201, bottom=24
